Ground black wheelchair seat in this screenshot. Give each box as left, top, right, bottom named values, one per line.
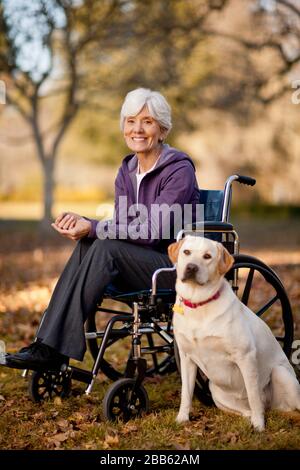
left=103, top=283, right=176, bottom=304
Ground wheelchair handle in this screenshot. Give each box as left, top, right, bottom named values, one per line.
left=222, top=174, right=256, bottom=221
left=236, top=175, right=256, bottom=186
left=150, top=266, right=176, bottom=304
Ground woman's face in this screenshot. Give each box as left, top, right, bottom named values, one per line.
left=123, top=105, right=166, bottom=156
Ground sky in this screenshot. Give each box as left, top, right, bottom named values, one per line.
left=3, top=0, right=65, bottom=81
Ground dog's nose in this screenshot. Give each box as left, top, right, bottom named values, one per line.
left=182, top=263, right=199, bottom=281
left=186, top=263, right=199, bottom=274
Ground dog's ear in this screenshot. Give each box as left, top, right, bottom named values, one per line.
left=168, top=239, right=185, bottom=264
left=217, top=243, right=234, bottom=275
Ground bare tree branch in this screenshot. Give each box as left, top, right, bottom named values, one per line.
left=201, top=22, right=299, bottom=104
left=0, top=117, right=63, bottom=145
left=277, top=0, right=300, bottom=17
left=5, top=92, right=32, bottom=123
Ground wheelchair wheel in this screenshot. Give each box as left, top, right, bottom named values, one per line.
left=103, top=378, right=149, bottom=421
left=85, top=311, right=176, bottom=381
left=28, top=370, right=72, bottom=402
left=230, top=254, right=294, bottom=357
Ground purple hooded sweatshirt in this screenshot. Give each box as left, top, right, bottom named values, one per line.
left=87, top=144, right=199, bottom=252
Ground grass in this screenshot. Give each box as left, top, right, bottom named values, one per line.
left=0, top=202, right=102, bottom=220
left=0, top=221, right=299, bottom=450
left=0, top=367, right=300, bottom=450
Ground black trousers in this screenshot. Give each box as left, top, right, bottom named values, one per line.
left=37, top=238, right=175, bottom=361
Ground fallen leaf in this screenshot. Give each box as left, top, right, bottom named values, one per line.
left=121, top=423, right=138, bottom=435
left=33, top=411, right=44, bottom=420
left=47, top=432, right=69, bottom=448
left=4, top=399, right=14, bottom=407
left=49, top=440, right=61, bottom=449
left=224, top=431, right=240, bottom=444
left=84, top=442, right=95, bottom=449
left=173, top=442, right=191, bottom=450
left=56, top=418, right=70, bottom=430
left=53, top=432, right=69, bottom=442
left=69, top=411, right=84, bottom=423
left=103, top=433, right=119, bottom=449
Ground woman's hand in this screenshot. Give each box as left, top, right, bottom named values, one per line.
left=53, top=212, right=82, bottom=230
left=51, top=212, right=91, bottom=241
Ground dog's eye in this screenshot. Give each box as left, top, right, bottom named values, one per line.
left=183, top=249, right=191, bottom=255
left=203, top=253, right=212, bottom=259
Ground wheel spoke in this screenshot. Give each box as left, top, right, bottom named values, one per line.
left=241, top=268, right=254, bottom=305
left=29, top=370, right=71, bottom=402
left=146, top=333, right=159, bottom=372
left=39, top=387, right=47, bottom=397
left=255, top=294, right=279, bottom=317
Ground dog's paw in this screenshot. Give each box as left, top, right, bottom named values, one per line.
left=251, top=415, right=265, bottom=432
left=176, top=413, right=189, bottom=424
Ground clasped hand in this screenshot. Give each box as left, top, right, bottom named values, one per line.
left=51, top=212, right=92, bottom=241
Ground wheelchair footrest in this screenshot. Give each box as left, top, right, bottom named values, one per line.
left=64, top=365, right=93, bottom=384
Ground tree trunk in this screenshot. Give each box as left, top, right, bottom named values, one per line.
left=40, top=158, right=55, bottom=233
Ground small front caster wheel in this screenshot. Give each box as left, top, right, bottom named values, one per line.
left=28, top=370, right=72, bottom=402
left=103, top=378, right=149, bottom=421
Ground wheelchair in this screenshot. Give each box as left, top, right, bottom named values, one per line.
left=25, top=175, right=294, bottom=421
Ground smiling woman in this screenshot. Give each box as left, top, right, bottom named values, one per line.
left=121, top=89, right=171, bottom=173
left=123, top=108, right=166, bottom=172
left=5, top=88, right=200, bottom=370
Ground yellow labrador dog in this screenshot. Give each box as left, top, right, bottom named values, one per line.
left=168, top=235, right=300, bottom=431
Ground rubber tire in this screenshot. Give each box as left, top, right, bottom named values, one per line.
left=103, top=378, right=149, bottom=422
left=28, top=370, right=72, bottom=402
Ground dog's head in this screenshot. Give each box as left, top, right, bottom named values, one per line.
left=168, top=236, right=234, bottom=287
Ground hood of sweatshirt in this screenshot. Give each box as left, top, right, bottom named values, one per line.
left=120, top=144, right=196, bottom=202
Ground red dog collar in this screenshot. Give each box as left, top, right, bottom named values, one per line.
left=181, top=289, right=221, bottom=309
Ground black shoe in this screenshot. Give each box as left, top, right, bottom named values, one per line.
left=5, top=342, right=68, bottom=371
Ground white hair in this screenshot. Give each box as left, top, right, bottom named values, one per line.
left=120, top=88, right=172, bottom=135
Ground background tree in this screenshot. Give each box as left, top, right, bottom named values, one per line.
left=201, top=0, right=300, bottom=110
left=0, top=0, right=125, bottom=228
